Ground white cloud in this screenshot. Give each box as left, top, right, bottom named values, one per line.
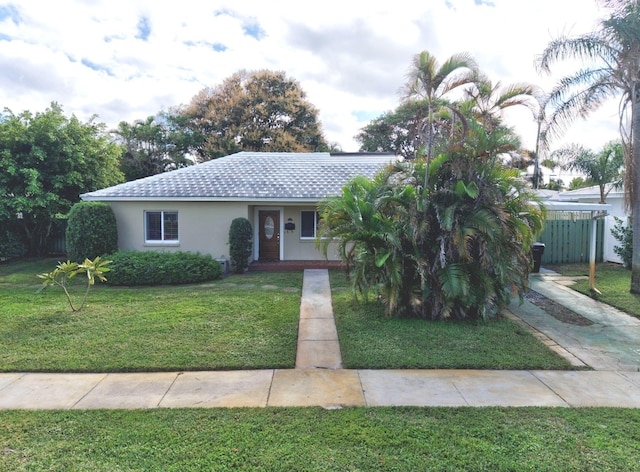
left=0, top=0, right=621, bottom=152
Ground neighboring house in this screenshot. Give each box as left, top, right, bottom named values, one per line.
left=81, top=151, right=396, bottom=266
left=553, top=184, right=627, bottom=264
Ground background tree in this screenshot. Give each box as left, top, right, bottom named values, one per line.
left=113, top=113, right=195, bottom=181
left=569, top=177, right=590, bottom=190
left=356, top=101, right=432, bottom=159
left=177, top=70, right=328, bottom=161
left=0, top=103, right=123, bottom=256
left=538, top=1, right=640, bottom=292
left=559, top=141, right=625, bottom=203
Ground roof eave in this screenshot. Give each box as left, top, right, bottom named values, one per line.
left=80, top=195, right=330, bottom=203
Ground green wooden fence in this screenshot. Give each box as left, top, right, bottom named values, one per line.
left=538, top=218, right=604, bottom=265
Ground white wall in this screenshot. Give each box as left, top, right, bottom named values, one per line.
left=107, top=201, right=250, bottom=260
left=107, top=201, right=341, bottom=262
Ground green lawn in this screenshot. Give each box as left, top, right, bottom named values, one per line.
left=0, top=260, right=302, bottom=372
left=0, top=260, right=577, bottom=372
left=2, top=407, right=639, bottom=471
left=329, top=271, right=575, bottom=370
left=548, top=262, right=640, bottom=318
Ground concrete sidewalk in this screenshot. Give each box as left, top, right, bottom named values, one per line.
left=2, top=369, right=640, bottom=409
left=2, top=269, right=640, bottom=410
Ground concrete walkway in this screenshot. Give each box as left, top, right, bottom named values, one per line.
left=509, top=273, right=640, bottom=372
left=295, top=269, right=342, bottom=369
left=2, top=269, right=640, bottom=410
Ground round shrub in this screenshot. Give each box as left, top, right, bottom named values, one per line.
left=66, top=202, right=118, bottom=262
left=105, top=250, right=223, bottom=286
left=228, top=217, right=253, bottom=274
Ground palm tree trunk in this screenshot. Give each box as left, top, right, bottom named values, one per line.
left=631, top=81, right=640, bottom=293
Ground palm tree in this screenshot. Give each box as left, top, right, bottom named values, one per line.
left=538, top=1, right=640, bottom=292
left=318, top=146, right=544, bottom=321
left=559, top=141, right=625, bottom=203
left=402, top=51, right=478, bottom=186
left=461, top=74, right=539, bottom=132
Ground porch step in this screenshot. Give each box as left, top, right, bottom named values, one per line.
left=249, top=260, right=344, bottom=271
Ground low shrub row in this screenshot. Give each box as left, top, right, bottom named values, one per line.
left=105, top=250, right=223, bottom=286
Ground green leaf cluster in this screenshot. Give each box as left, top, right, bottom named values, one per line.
left=113, top=114, right=196, bottom=181
left=319, top=149, right=544, bottom=321
left=105, top=250, right=222, bottom=286
left=65, top=201, right=118, bottom=262
left=38, top=256, right=111, bottom=311
left=0, top=103, right=123, bottom=256
left=611, top=216, right=633, bottom=269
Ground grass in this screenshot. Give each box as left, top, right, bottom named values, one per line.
left=548, top=262, right=640, bottom=318
left=0, top=260, right=302, bottom=372
left=2, top=261, right=637, bottom=469
left=0, top=260, right=577, bottom=372
left=1, top=407, right=640, bottom=470
left=329, top=271, right=575, bottom=370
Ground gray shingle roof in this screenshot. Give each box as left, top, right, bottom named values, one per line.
left=81, top=151, right=396, bottom=202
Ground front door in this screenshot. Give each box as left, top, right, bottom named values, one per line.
left=258, top=210, right=280, bottom=261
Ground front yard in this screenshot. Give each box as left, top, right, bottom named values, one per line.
left=0, top=259, right=573, bottom=372
left=2, top=259, right=639, bottom=470
left=0, top=260, right=302, bottom=371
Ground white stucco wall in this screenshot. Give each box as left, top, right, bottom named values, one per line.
left=106, top=201, right=341, bottom=262
left=280, top=206, right=341, bottom=260
left=107, top=201, right=250, bottom=261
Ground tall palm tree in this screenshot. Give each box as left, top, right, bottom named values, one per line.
left=538, top=1, right=640, bottom=292
left=402, top=51, right=478, bottom=186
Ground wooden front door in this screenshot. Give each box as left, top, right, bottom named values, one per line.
left=258, top=210, right=280, bottom=261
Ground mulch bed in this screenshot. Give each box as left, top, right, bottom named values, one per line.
left=524, top=290, right=594, bottom=326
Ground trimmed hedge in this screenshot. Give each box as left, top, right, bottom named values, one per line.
left=228, top=217, right=253, bottom=274
left=105, top=250, right=223, bottom=286
left=66, top=202, right=118, bottom=262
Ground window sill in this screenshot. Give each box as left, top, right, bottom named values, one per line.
left=144, top=242, right=180, bottom=247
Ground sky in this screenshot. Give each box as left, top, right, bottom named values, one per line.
left=0, top=0, right=623, bottom=154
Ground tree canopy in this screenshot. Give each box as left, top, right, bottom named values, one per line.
left=113, top=114, right=195, bottom=181
left=0, top=103, right=123, bottom=256
left=176, top=70, right=329, bottom=161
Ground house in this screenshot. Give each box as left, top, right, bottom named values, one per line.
left=81, top=151, right=396, bottom=268
left=553, top=184, right=627, bottom=264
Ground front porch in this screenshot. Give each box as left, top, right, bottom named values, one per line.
left=248, top=260, right=345, bottom=272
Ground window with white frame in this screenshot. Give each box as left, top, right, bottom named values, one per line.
left=145, top=211, right=179, bottom=243
left=300, top=210, right=320, bottom=239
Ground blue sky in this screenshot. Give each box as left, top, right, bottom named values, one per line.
left=0, top=0, right=620, bottom=152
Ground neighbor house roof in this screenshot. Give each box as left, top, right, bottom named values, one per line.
left=556, top=183, right=624, bottom=201
left=81, top=151, right=397, bottom=203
